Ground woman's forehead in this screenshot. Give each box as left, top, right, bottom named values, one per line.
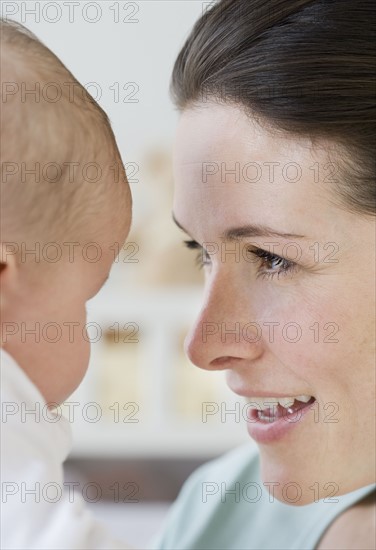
left=172, top=104, right=358, bottom=247
left=174, top=103, right=316, bottom=167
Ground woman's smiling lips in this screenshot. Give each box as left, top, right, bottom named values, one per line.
left=243, top=394, right=317, bottom=444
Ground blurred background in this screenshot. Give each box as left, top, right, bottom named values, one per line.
left=3, top=1, right=251, bottom=546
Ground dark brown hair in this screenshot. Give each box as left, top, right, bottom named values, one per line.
left=171, top=0, right=375, bottom=215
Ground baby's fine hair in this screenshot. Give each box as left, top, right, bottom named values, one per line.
left=0, top=18, right=129, bottom=247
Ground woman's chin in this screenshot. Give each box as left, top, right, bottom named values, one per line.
left=258, top=451, right=341, bottom=507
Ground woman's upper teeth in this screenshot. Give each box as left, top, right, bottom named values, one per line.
left=248, top=395, right=312, bottom=410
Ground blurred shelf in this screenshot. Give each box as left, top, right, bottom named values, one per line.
left=70, top=425, right=249, bottom=459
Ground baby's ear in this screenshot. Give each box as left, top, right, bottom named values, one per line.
left=0, top=242, right=18, bottom=286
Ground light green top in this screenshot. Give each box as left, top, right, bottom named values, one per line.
left=151, top=443, right=375, bottom=550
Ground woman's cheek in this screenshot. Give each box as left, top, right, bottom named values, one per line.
left=264, top=300, right=339, bottom=377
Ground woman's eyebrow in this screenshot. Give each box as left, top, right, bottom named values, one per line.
left=222, top=225, right=306, bottom=240
left=172, top=213, right=305, bottom=240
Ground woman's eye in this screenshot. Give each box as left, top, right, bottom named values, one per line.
left=184, top=240, right=211, bottom=269
left=251, top=248, right=297, bottom=280
left=184, top=241, right=297, bottom=280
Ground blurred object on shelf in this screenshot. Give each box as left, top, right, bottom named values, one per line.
left=97, top=328, right=141, bottom=419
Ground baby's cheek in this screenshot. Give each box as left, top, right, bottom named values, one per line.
left=62, top=338, right=90, bottom=400
left=78, top=339, right=91, bottom=377
left=75, top=310, right=91, bottom=376
left=62, top=306, right=91, bottom=393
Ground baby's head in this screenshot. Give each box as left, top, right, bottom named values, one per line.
left=0, top=19, right=132, bottom=403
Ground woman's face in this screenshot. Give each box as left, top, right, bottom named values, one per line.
left=173, top=103, right=375, bottom=505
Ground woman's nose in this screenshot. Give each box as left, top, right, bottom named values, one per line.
left=184, top=273, right=263, bottom=371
